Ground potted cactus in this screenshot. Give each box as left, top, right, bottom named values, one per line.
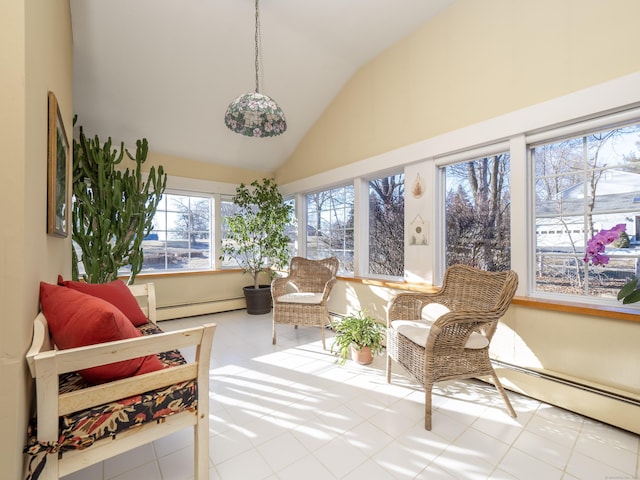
left=71, top=121, right=167, bottom=284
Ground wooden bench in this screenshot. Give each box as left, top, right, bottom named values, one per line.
left=25, top=283, right=216, bottom=480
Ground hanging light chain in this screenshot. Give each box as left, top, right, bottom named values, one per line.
left=254, top=0, right=261, bottom=93
left=224, top=0, right=286, bottom=137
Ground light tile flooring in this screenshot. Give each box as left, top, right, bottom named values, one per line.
left=62, top=310, right=639, bottom=480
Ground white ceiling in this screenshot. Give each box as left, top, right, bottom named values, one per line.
left=70, top=0, right=456, bottom=173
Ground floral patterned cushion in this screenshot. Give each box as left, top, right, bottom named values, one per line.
left=24, top=322, right=196, bottom=480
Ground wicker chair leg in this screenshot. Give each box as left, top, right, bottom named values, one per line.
left=321, top=325, right=326, bottom=350
left=491, top=372, right=517, bottom=418
left=272, top=324, right=277, bottom=345
left=424, top=382, right=433, bottom=431
left=326, top=315, right=334, bottom=329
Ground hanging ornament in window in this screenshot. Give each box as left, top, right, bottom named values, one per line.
left=409, top=214, right=428, bottom=246
left=411, top=173, right=424, bottom=198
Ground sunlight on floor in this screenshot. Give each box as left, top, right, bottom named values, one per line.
left=61, top=309, right=639, bottom=480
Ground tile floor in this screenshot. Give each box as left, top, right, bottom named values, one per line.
left=62, top=310, right=639, bottom=480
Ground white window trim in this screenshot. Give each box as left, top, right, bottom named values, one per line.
left=353, top=177, right=368, bottom=277
left=148, top=74, right=640, bottom=307
left=526, top=118, right=640, bottom=306
left=142, top=190, right=215, bottom=273
left=282, top=73, right=640, bottom=298
left=436, top=146, right=513, bottom=284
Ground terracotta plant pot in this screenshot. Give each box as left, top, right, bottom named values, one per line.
left=350, top=345, right=373, bottom=365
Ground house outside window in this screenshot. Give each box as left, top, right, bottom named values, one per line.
left=368, top=174, right=404, bottom=277
left=140, top=193, right=212, bottom=272
left=533, top=123, right=640, bottom=300
left=443, top=153, right=511, bottom=271
left=306, top=185, right=354, bottom=274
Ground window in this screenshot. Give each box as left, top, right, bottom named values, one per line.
left=306, top=185, right=354, bottom=274
left=443, top=153, right=511, bottom=271
left=283, top=197, right=297, bottom=260
left=220, top=194, right=297, bottom=270
left=368, top=174, right=404, bottom=276
left=140, top=193, right=212, bottom=272
left=533, top=123, right=640, bottom=299
left=219, top=194, right=241, bottom=268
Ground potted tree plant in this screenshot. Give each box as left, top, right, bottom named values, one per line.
left=331, top=311, right=385, bottom=365
left=220, top=178, right=293, bottom=314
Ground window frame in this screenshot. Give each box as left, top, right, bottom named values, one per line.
left=304, top=183, right=356, bottom=275
left=126, top=77, right=640, bottom=314
left=528, top=118, right=640, bottom=304
left=138, top=190, right=214, bottom=274
left=364, top=172, right=405, bottom=280
left=434, top=143, right=511, bottom=283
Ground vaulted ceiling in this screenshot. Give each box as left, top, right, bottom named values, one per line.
left=71, top=0, right=456, bottom=173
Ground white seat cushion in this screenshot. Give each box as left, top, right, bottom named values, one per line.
left=277, top=292, right=323, bottom=304
left=391, top=319, right=489, bottom=349
left=422, top=302, right=451, bottom=322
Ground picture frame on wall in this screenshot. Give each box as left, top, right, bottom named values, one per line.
left=47, top=91, right=69, bottom=237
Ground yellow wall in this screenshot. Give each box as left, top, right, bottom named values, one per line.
left=145, top=151, right=266, bottom=185
left=141, top=270, right=272, bottom=321
left=0, top=1, right=72, bottom=478
left=275, top=0, right=640, bottom=184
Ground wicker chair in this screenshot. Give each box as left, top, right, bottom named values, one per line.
left=386, top=264, right=518, bottom=430
left=271, top=256, right=339, bottom=349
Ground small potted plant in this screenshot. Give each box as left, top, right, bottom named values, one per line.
left=331, top=311, right=385, bottom=365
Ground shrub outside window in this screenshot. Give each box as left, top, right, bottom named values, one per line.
left=443, top=153, right=511, bottom=272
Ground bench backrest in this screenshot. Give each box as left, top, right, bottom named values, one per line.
left=26, top=282, right=157, bottom=378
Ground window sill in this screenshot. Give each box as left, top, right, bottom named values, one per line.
left=511, top=296, right=640, bottom=323
left=338, top=276, right=640, bottom=323
left=122, top=268, right=243, bottom=280
left=337, top=275, right=437, bottom=293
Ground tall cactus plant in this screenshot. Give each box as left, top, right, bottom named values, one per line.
left=72, top=122, right=167, bottom=284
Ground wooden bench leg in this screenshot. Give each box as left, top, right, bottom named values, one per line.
left=194, top=416, right=209, bottom=480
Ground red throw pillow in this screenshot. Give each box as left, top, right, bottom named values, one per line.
left=39, top=282, right=164, bottom=384
left=57, top=276, right=149, bottom=326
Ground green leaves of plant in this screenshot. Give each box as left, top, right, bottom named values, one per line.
left=331, top=311, right=384, bottom=365
left=617, top=277, right=640, bottom=304
left=220, top=178, right=293, bottom=288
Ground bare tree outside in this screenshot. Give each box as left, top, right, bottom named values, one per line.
left=369, top=174, right=404, bottom=276
left=172, top=196, right=211, bottom=244
left=139, top=193, right=212, bottom=271
left=444, top=154, right=511, bottom=272
left=534, top=123, right=640, bottom=298
left=306, top=185, right=354, bottom=273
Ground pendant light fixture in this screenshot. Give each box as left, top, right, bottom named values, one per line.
left=224, top=0, right=287, bottom=137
